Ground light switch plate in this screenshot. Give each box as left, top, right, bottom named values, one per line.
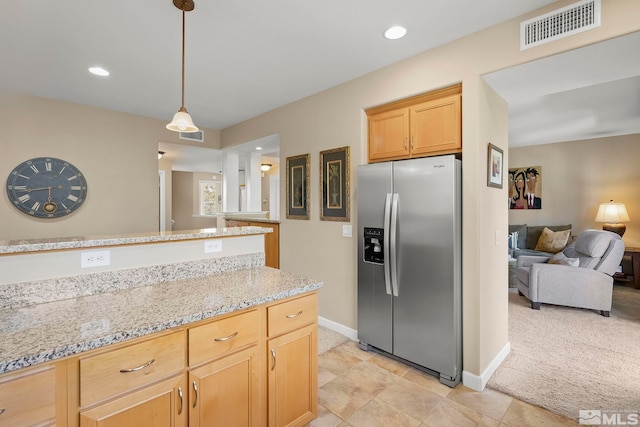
left=342, top=225, right=352, bottom=238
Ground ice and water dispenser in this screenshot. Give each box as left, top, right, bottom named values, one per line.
left=363, top=227, right=384, bottom=264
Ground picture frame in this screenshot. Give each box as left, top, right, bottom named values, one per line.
left=320, top=146, right=350, bottom=222
left=487, top=143, right=504, bottom=189
left=286, top=153, right=310, bottom=219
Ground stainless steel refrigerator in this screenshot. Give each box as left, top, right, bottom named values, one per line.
left=357, top=155, right=461, bottom=387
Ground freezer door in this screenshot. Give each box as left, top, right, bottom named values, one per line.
left=392, top=156, right=461, bottom=381
left=357, top=162, right=393, bottom=353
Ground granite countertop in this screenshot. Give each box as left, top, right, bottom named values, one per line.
left=225, top=216, right=281, bottom=224
left=0, top=267, right=321, bottom=374
left=0, top=227, right=272, bottom=255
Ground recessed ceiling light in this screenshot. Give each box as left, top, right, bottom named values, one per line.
left=256, top=146, right=263, bottom=150
left=384, top=26, right=407, bottom=40
left=89, top=67, right=109, bottom=77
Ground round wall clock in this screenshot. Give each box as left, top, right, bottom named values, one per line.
left=6, top=157, right=88, bottom=218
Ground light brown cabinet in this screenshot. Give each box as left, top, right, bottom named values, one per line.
left=226, top=219, right=280, bottom=269
left=267, top=294, right=318, bottom=427
left=367, top=84, right=462, bottom=163
left=0, top=362, right=66, bottom=426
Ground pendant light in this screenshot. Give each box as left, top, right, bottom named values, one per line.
left=166, top=0, right=198, bottom=132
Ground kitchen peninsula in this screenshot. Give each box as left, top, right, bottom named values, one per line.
left=0, top=228, right=320, bottom=426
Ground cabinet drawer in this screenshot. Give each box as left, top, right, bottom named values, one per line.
left=80, top=331, right=186, bottom=408
left=268, top=294, right=317, bottom=337
left=189, top=310, right=259, bottom=366
left=0, top=365, right=56, bottom=426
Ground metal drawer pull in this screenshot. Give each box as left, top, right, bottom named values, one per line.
left=286, top=310, right=303, bottom=319
left=119, top=358, right=155, bottom=373
left=192, top=381, right=199, bottom=408
left=0, top=408, right=5, bottom=415
left=214, top=331, right=238, bottom=342
left=271, top=348, right=276, bottom=371
left=178, top=386, right=183, bottom=415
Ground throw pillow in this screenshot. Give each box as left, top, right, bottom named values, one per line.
left=548, top=252, right=580, bottom=267
left=526, top=224, right=572, bottom=250
left=534, top=227, right=571, bottom=254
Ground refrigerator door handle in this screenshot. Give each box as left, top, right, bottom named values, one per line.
left=390, top=193, right=399, bottom=297
left=383, top=193, right=393, bottom=296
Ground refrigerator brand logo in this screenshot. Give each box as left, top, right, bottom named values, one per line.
left=433, top=164, right=445, bottom=168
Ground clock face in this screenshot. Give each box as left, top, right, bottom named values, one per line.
left=6, top=157, right=88, bottom=218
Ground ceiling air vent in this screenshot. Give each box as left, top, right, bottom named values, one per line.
left=179, top=130, right=204, bottom=142
left=520, top=0, right=600, bottom=50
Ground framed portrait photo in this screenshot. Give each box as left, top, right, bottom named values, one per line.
left=487, top=143, right=504, bottom=189
left=319, top=146, right=350, bottom=222
left=286, top=153, right=310, bottom=219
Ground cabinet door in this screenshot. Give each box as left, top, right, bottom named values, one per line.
left=189, top=346, right=262, bottom=427
left=0, top=363, right=64, bottom=427
left=368, top=108, right=410, bottom=162
left=79, top=374, right=187, bottom=427
left=268, top=324, right=317, bottom=427
left=410, top=93, right=461, bottom=156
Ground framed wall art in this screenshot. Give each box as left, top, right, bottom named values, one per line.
left=509, top=165, right=542, bottom=210
left=319, top=146, right=350, bottom=222
left=286, top=153, right=310, bottom=219
left=487, top=143, right=504, bottom=189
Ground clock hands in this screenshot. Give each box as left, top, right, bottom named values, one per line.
left=23, top=185, right=64, bottom=192
left=16, top=185, right=60, bottom=213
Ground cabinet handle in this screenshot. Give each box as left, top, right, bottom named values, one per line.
left=410, top=136, right=415, bottom=149
left=214, top=331, right=238, bottom=342
left=271, top=348, right=276, bottom=371
left=119, top=358, right=155, bottom=373
left=192, top=381, right=199, bottom=408
left=286, top=310, right=303, bottom=319
left=0, top=408, right=5, bottom=415
left=178, top=386, right=183, bottom=415
left=404, top=137, right=408, bottom=150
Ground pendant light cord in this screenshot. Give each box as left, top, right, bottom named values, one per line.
left=181, top=7, right=186, bottom=109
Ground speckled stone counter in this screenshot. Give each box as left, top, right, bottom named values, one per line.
left=0, top=226, right=272, bottom=255
left=0, top=267, right=321, bottom=374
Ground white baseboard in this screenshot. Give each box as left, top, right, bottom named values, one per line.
left=462, top=341, right=511, bottom=391
left=318, top=316, right=358, bottom=341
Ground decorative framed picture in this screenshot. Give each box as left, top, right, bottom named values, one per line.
left=320, top=146, right=350, bottom=222
left=509, top=165, right=542, bottom=210
left=286, top=153, right=310, bottom=219
left=487, top=143, right=504, bottom=189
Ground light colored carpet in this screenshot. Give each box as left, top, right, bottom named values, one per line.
left=487, top=285, right=640, bottom=421
left=318, top=325, right=350, bottom=354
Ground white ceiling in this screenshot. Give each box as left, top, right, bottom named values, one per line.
left=1, top=0, right=637, bottom=168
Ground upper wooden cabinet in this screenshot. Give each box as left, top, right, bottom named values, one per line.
left=367, top=84, right=461, bottom=163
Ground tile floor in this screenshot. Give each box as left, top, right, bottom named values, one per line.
left=307, top=340, right=579, bottom=427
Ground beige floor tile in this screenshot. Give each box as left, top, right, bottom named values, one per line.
left=501, top=400, right=579, bottom=427
left=318, top=360, right=396, bottom=419
left=367, top=353, right=412, bottom=376
left=346, top=398, right=422, bottom=427
left=337, top=422, right=353, bottom=427
left=446, top=385, right=513, bottom=421
left=422, top=399, right=502, bottom=427
left=376, top=376, right=443, bottom=422
left=402, top=368, right=453, bottom=397
left=318, top=366, right=338, bottom=388
left=305, top=404, right=344, bottom=427
left=334, top=340, right=373, bottom=361
left=318, top=346, right=364, bottom=376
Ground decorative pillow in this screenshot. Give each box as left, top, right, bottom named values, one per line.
left=534, top=227, right=571, bottom=254
left=548, top=252, right=580, bottom=267
left=526, top=224, right=572, bottom=250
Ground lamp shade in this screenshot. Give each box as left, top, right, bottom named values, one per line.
left=166, top=108, right=198, bottom=132
left=595, top=201, right=630, bottom=223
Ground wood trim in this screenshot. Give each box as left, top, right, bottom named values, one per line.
left=365, top=83, right=462, bottom=116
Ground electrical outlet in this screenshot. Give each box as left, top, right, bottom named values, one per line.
left=81, top=250, right=111, bottom=268
left=204, top=239, right=222, bottom=253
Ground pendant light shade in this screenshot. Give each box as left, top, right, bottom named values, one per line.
left=167, top=0, right=198, bottom=132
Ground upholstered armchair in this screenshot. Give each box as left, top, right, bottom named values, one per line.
left=515, top=229, right=625, bottom=317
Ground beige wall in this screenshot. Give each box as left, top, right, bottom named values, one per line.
left=509, top=134, right=640, bottom=247
left=171, top=171, right=220, bottom=230
left=0, top=91, right=220, bottom=240
left=221, top=0, right=640, bottom=383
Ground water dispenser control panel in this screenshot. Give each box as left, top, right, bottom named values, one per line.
left=363, top=227, right=384, bottom=264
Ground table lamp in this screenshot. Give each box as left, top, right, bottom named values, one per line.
left=595, top=200, right=630, bottom=237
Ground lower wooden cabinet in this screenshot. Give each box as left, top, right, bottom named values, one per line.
left=189, top=345, right=261, bottom=427
left=225, top=219, right=280, bottom=268
left=79, top=374, right=187, bottom=427
left=268, top=324, right=317, bottom=427
left=0, top=362, right=66, bottom=426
